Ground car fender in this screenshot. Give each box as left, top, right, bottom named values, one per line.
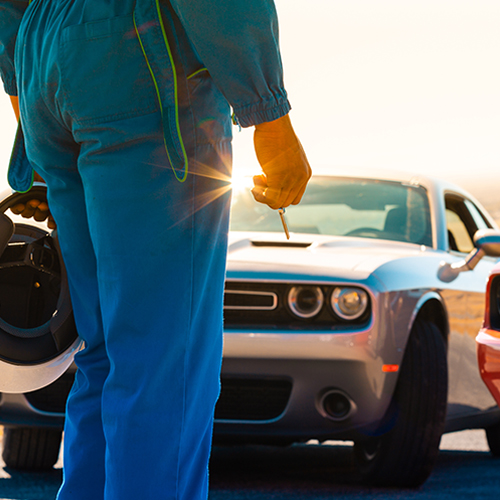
left=408, top=292, right=449, bottom=341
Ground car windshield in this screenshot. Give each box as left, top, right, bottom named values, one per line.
left=230, top=176, right=433, bottom=246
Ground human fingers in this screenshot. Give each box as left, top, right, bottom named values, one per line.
left=264, top=158, right=310, bottom=209
left=30, top=201, right=56, bottom=228
left=253, top=175, right=267, bottom=188
left=251, top=175, right=269, bottom=204
left=10, top=203, right=26, bottom=215
left=281, top=177, right=308, bottom=207
left=16, top=199, right=39, bottom=219
left=280, top=141, right=311, bottom=207
left=252, top=174, right=293, bottom=209
left=251, top=174, right=286, bottom=209
left=281, top=158, right=311, bottom=207
left=34, top=201, right=49, bottom=212
left=47, top=215, right=57, bottom=230
left=260, top=184, right=283, bottom=210
left=290, top=179, right=309, bottom=205
left=10, top=199, right=56, bottom=228
left=33, top=206, right=50, bottom=223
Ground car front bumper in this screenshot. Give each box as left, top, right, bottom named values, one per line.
left=214, top=327, right=400, bottom=443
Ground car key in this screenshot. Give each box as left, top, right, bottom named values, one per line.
left=278, top=208, right=290, bottom=239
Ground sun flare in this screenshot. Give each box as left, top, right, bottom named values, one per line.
left=230, top=171, right=255, bottom=194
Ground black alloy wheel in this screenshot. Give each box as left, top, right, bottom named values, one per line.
left=353, top=319, right=448, bottom=488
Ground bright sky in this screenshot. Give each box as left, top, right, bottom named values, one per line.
left=1, top=0, right=499, bottom=190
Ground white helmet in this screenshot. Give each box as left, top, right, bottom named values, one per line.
left=0, top=185, right=82, bottom=393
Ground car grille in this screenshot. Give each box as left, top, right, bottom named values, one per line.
left=24, top=372, right=292, bottom=422
left=215, top=378, right=292, bottom=421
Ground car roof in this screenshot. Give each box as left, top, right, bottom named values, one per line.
left=309, top=167, right=469, bottom=196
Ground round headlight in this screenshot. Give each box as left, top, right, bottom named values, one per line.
left=331, top=287, right=368, bottom=320
left=288, top=286, right=324, bottom=318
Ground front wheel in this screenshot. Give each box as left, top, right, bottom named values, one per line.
left=2, top=427, right=62, bottom=471
left=353, top=319, right=448, bottom=487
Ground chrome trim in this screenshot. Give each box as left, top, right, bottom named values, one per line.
left=317, top=388, right=357, bottom=421
left=224, top=290, right=278, bottom=311
left=225, top=278, right=377, bottom=289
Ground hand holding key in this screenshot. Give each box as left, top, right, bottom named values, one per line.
left=252, top=114, right=311, bottom=210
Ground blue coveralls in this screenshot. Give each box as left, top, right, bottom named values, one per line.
left=0, top=1, right=290, bottom=499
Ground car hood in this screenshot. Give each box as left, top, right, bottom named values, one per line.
left=226, top=231, right=436, bottom=282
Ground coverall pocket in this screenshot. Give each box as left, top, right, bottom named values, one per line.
left=60, top=15, right=158, bottom=125
left=186, top=69, right=232, bottom=146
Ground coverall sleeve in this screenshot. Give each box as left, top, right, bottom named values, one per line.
left=169, top=0, right=291, bottom=127
left=0, top=1, right=29, bottom=95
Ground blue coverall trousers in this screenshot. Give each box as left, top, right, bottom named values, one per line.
left=15, top=1, right=232, bottom=498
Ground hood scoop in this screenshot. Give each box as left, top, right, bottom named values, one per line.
left=251, top=240, right=312, bottom=248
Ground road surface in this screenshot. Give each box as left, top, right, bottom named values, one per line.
left=0, top=429, right=498, bottom=499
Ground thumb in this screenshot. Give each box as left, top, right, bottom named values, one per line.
left=253, top=174, right=267, bottom=188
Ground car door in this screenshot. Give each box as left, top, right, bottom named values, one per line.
left=444, top=193, right=499, bottom=419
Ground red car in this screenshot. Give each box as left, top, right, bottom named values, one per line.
left=477, top=263, right=500, bottom=408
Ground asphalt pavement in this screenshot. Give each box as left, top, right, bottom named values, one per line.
left=0, top=429, right=498, bottom=499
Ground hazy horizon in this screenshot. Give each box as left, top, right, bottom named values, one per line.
left=1, top=0, right=499, bottom=199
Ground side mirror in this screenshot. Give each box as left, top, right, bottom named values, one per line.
left=438, top=229, right=500, bottom=283
left=474, top=229, right=500, bottom=257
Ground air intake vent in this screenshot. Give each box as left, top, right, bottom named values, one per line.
left=251, top=241, right=311, bottom=248
left=215, top=377, right=292, bottom=421
left=224, top=290, right=277, bottom=311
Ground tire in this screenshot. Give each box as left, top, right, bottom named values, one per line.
left=353, top=319, right=448, bottom=488
left=2, top=427, right=62, bottom=471
left=485, top=422, right=500, bottom=457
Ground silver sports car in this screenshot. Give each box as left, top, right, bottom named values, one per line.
left=2, top=170, right=500, bottom=488
left=218, top=169, right=500, bottom=487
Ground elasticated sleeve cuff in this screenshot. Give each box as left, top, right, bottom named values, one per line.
left=234, top=96, right=291, bottom=128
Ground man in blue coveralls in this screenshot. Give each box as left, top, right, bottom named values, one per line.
left=0, top=1, right=311, bottom=499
